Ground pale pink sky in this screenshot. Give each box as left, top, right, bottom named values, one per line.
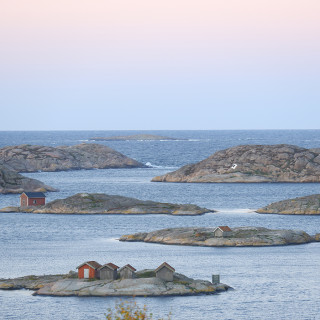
left=0, top=0, right=319, bottom=129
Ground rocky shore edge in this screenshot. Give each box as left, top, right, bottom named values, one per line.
left=0, top=271, right=231, bottom=297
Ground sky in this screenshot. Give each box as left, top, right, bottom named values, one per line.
left=0, top=0, right=319, bottom=130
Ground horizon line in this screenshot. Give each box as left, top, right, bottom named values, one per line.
left=1, top=128, right=320, bottom=132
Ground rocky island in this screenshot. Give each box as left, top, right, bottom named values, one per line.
left=0, top=270, right=230, bottom=297
left=0, top=165, right=56, bottom=194
left=0, top=143, right=144, bottom=173
left=120, top=226, right=316, bottom=247
left=0, top=193, right=213, bottom=215
left=89, top=134, right=184, bottom=141
left=152, top=144, right=320, bottom=183
left=256, top=194, right=320, bottom=215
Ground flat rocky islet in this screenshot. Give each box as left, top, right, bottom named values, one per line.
left=0, top=165, right=57, bottom=194
left=0, top=143, right=144, bottom=173
left=89, top=134, right=184, bottom=141
left=0, top=193, right=213, bottom=215
left=120, top=227, right=316, bottom=247
left=0, top=270, right=230, bottom=297
left=152, top=144, right=320, bottom=183
left=256, top=194, right=320, bottom=215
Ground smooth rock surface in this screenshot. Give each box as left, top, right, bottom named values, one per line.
left=0, top=143, right=144, bottom=172
left=0, top=165, right=57, bottom=194
left=89, top=134, right=183, bottom=141
left=256, top=194, right=320, bottom=215
left=120, top=227, right=315, bottom=247
left=151, top=144, right=320, bottom=183
left=6, top=193, right=213, bottom=215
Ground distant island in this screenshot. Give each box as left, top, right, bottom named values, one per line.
left=152, top=144, right=320, bottom=183
left=0, top=143, right=144, bottom=173
left=256, top=194, right=320, bottom=215
left=120, top=226, right=316, bottom=247
left=89, top=134, right=185, bottom=141
left=0, top=165, right=56, bottom=194
left=0, top=193, right=213, bottom=215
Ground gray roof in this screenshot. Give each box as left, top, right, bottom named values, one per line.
left=21, top=192, right=46, bottom=198
left=98, top=263, right=119, bottom=271
left=155, top=262, right=175, bottom=273
left=119, top=264, right=136, bottom=272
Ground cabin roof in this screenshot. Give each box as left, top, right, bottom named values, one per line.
left=155, top=262, right=175, bottom=273
left=98, top=263, right=119, bottom=271
left=77, top=261, right=102, bottom=270
left=215, top=226, right=232, bottom=232
left=119, top=264, right=136, bottom=272
left=21, top=192, right=46, bottom=198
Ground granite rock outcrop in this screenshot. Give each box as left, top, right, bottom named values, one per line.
left=0, top=165, right=56, bottom=194
left=152, top=144, right=320, bottom=183
left=0, top=143, right=144, bottom=173
left=256, top=194, right=320, bottom=215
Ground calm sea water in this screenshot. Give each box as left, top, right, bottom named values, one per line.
left=0, top=130, right=320, bottom=320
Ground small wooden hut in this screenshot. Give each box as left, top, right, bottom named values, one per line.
left=20, top=192, right=46, bottom=207
left=212, top=226, right=232, bottom=237
left=98, top=263, right=119, bottom=280
left=155, top=262, right=175, bottom=281
left=119, top=264, right=136, bottom=279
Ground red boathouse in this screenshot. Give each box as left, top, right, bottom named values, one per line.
left=77, top=261, right=102, bottom=279
left=20, top=192, right=46, bottom=207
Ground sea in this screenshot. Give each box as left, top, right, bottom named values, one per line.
left=0, top=130, right=319, bottom=320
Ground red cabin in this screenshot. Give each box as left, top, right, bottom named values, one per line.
left=77, top=261, right=102, bottom=279
left=20, top=192, right=46, bottom=207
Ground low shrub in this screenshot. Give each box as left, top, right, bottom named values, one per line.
left=105, top=300, right=171, bottom=320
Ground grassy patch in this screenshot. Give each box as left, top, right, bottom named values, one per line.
left=136, top=271, right=156, bottom=278
left=173, top=280, right=190, bottom=285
